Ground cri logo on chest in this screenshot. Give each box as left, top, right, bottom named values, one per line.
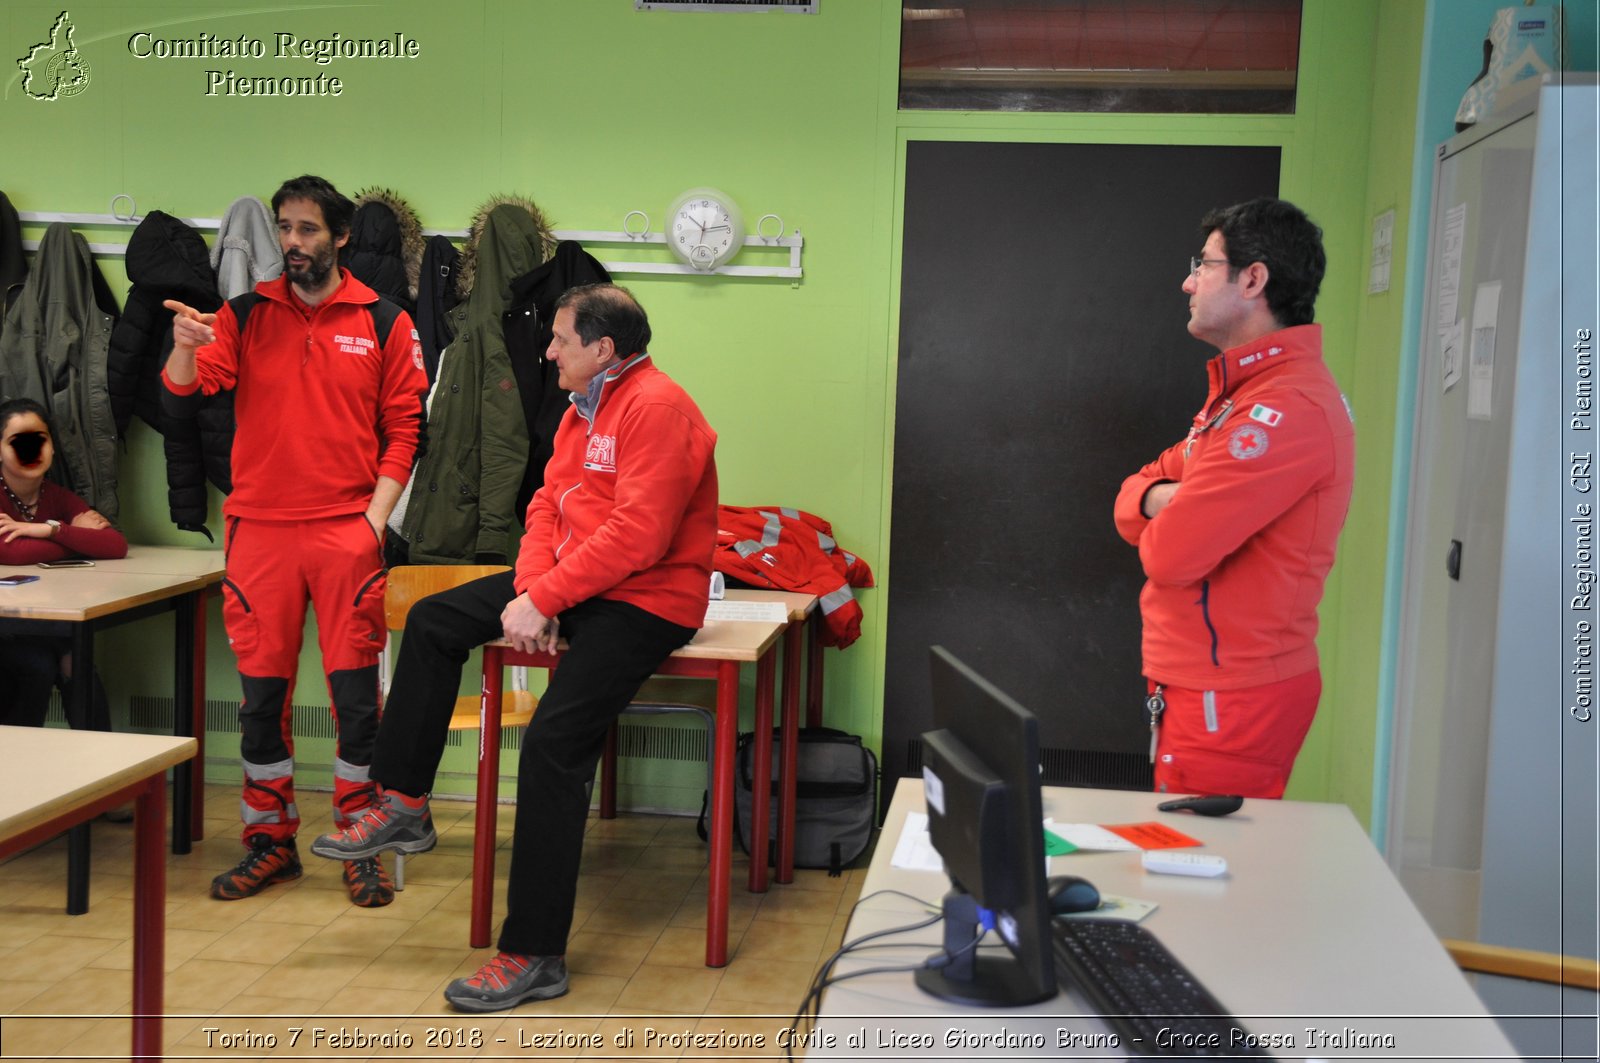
left=584, top=434, right=617, bottom=473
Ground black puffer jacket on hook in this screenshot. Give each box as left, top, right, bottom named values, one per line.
left=104, top=210, right=229, bottom=537
left=340, top=187, right=424, bottom=319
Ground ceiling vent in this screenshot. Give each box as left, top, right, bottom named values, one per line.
left=636, top=1, right=818, bottom=12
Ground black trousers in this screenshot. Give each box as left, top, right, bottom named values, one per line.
left=0, top=636, right=110, bottom=730
left=371, top=570, right=695, bottom=955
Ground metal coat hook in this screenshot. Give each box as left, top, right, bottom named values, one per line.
left=110, top=194, right=139, bottom=223
left=622, top=210, right=651, bottom=238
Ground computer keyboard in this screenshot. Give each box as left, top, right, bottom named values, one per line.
left=1051, top=918, right=1268, bottom=1057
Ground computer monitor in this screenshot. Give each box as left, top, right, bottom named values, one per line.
left=914, top=646, right=1057, bottom=1007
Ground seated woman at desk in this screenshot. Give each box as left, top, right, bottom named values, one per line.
left=0, top=397, right=127, bottom=728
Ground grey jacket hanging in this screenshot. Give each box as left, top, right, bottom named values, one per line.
left=0, top=222, right=120, bottom=518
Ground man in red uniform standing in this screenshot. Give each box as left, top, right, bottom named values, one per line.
left=163, top=175, right=427, bottom=905
left=1114, top=198, right=1354, bottom=799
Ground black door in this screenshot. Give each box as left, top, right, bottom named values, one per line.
left=884, top=140, right=1280, bottom=801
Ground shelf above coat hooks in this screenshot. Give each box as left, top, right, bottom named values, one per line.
left=18, top=197, right=804, bottom=280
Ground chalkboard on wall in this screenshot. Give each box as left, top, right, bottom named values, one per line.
left=884, top=140, right=1280, bottom=799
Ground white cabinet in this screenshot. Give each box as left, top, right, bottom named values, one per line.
left=1387, top=75, right=1597, bottom=1057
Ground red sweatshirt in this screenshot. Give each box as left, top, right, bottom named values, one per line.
left=0, top=480, right=128, bottom=565
left=516, top=354, right=717, bottom=630
left=1114, top=325, right=1354, bottom=689
left=161, top=271, right=426, bottom=520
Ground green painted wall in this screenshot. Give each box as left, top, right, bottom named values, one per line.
left=4, top=1, right=1431, bottom=818
left=1320, top=0, right=1428, bottom=828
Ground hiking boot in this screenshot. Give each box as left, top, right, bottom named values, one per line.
left=310, top=791, right=436, bottom=861
left=343, top=855, right=395, bottom=907
left=210, top=833, right=301, bottom=900
left=444, top=952, right=568, bottom=1012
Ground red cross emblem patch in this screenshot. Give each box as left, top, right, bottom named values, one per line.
left=1227, top=424, right=1270, bottom=460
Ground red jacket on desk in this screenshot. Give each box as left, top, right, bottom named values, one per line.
left=516, top=352, right=718, bottom=631
left=1114, top=324, right=1354, bottom=689
left=714, top=504, right=875, bottom=648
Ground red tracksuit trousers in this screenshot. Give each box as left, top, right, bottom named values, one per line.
left=1148, top=670, right=1321, bottom=799
left=221, top=515, right=387, bottom=844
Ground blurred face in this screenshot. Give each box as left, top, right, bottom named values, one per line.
left=1, top=410, right=53, bottom=488
left=1181, top=230, right=1251, bottom=350
left=277, top=197, right=346, bottom=294
left=546, top=306, right=611, bottom=392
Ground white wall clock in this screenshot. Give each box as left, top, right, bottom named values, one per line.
left=667, top=188, right=745, bottom=271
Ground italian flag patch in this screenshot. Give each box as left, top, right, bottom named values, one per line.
left=1249, top=403, right=1283, bottom=427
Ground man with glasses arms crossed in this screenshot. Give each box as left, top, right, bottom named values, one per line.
left=1114, top=198, right=1354, bottom=799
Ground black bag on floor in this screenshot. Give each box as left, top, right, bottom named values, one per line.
left=700, top=726, right=878, bottom=876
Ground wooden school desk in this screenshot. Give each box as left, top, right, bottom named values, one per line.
left=723, top=588, right=817, bottom=885
left=478, top=609, right=788, bottom=967
left=1, top=545, right=223, bottom=914
left=0, top=726, right=196, bottom=1062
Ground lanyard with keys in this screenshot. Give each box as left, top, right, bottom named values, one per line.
left=1146, top=684, right=1166, bottom=763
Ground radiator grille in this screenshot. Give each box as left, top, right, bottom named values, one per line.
left=125, top=696, right=709, bottom=763
left=904, top=736, right=1153, bottom=792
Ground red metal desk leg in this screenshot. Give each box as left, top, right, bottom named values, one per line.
left=706, top=659, right=738, bottom=967
left=806, top=612, right=825, bottom=728
left=132, top=772, right=166, bottom=1060
left=190, top=589, right=208, bottom=842
left=748, top=648, right=775, bottom=894
left=471, top=647, right=505, bottom=950
left=776, top=621, right=802, bottom=884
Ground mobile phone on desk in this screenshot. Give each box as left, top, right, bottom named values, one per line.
left=0, top=573, right=41, bottom=585
left=37, top=559, right=95, bottom=568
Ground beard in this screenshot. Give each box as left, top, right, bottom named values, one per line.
left=284, top=242, right=337, bottom=290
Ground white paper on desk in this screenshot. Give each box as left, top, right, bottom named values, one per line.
left=891, top=812, right=945, bottom=872
left=704, top=599, right=786, bottom=623
left=893, top=812, right=1069, bottom=874
left=1056, top=894, right=1158, bottom=923
left=1050, top=823, right=1140, bottom=851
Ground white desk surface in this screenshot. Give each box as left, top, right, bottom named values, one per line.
left=811, top=780, right=1517, bottom=1060
left=0, top=544, right=224, bottom=621
left=0, top=726, right=197, bottom=840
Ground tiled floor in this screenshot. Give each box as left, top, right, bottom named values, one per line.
left=0, top=784, right=868, bottom=1060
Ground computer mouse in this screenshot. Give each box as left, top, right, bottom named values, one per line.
left=1047, top=874, right=1101, bottom=915
left=1157, top=794, right=1244, bottom=817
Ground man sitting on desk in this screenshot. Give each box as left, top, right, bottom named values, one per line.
left=1114, top=198, right=1354, bottom=800
left=311, top=283, right=718, bottom=1012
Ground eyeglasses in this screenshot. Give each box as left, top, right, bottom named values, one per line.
left=1189, top=256, right=1231, bottom=277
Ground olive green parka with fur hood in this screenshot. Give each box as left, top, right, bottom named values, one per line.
left=399, top=195, right=553, bottom=564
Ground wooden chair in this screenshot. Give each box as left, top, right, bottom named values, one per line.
left=381, top=565, right=536, bottom=886
left=1444, top=939, right=1600, bottom=990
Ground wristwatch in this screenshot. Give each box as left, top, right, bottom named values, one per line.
left=44, top=519, right=61, bottom=538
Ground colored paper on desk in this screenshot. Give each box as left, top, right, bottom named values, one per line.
left=1103, top=821, right=1202, bottom=849
left=1049, top=824, right=1140, bottom=851
left=1043, top=827, right=1077, bottom=855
